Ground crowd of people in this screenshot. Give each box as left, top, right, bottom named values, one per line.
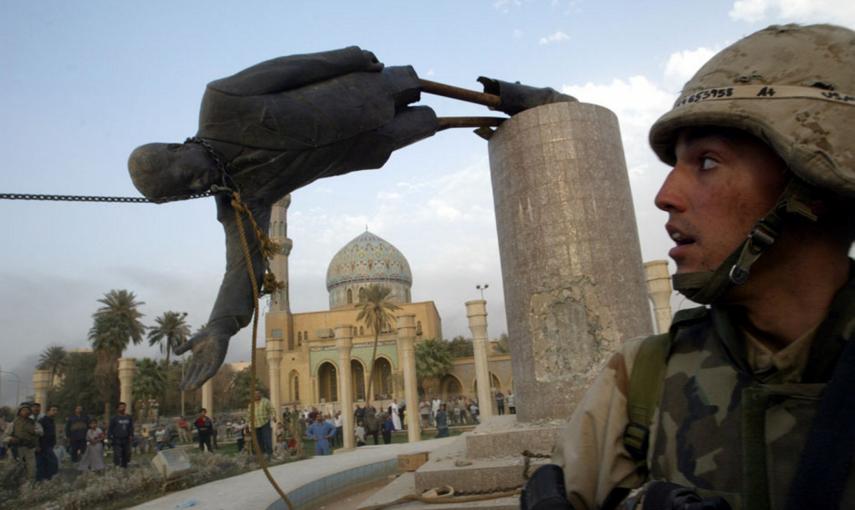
left=0, top=389, right=515, bottom=484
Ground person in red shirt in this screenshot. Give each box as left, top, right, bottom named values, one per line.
left=194, top=408, right=214, bottom=453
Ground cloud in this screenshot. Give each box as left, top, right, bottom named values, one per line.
left=513, top=28, right=524, bottom=39
left=539, top=31, right=570, bottom=45
left=729, top=0, right=855, bottom=27
left=493, top=0, right=522, bottom=13
left=664, top=47, right=717, bottom=90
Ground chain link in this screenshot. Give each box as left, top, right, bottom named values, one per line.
left=0, top=191, right=213, bottom=204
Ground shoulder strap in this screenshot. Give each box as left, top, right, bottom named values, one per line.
left=623, top=333, right=672, bottom=470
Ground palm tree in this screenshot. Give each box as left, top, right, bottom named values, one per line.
left=356, top=285, right=401, bottom=406
left=37, top=345, right=68, bottom=384
left=88, top=289, right=146, bottom=421
left=133, top=358, right=166, bottom=421
left=147, top=311, right=190, bottom=367
left=415, top=338, right=453, bottom=396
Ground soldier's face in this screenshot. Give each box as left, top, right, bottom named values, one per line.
left=655, top=129, right=788, bottom=275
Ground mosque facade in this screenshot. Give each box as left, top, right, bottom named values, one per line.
left=260, top=197, right=512, bottom=413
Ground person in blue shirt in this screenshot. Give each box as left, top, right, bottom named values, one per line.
left=305, top=414, right=335, bottom=455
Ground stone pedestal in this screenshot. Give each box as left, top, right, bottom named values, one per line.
left=335, top=325, right=355, bottom=450
left=644, top=260, right=673, bottom=334
left=488, top=102, right=653, bottom=422
left=266, top=338, right=284, bottom=415
left=465, top=300, right=493, bottom=419
left=396, top=314, right=421, bottom=443
left=202, top=380, right=214, bottom=417
left=32, top=369, right=52, bottom=409
left=117, top=358, right=136, bottom=412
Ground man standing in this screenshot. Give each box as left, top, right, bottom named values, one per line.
left=177, top=416, right=191, bottom=443
left=194, top=408, right=214, bottom=453
left=545, top=23, right=855, bottom=510
left=382, top=413, right=394, bottom=444
left=9, top=404, right=38, bottom=481
left=108, top=402, right=133, bottom=468
left=65, top=405, right=89, bottom=462
left=435, top=404, right=449, bottom=438
left=305, top=414, right=335, bottom=456
left=507, top=391, right=515, bottom=415
left=364, top=407, right=380, bottom=445
left=495, top=391, right=505, bottom=416
left=247, top=390, right=274, bottom=457
left=36, top=405, right=59, bottom=481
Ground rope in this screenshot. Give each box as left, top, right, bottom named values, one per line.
left=231, top=190, right=294, bottom=510
left=362, top=450, right=551, bottom=509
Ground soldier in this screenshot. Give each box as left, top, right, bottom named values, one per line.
left=537, top=24, right=855, bottom=510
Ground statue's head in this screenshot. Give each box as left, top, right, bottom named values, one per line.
left=128, top=142, right=220, bottom=201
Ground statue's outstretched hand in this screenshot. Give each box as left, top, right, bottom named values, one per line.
left=174, top=321, right=233, bottom=391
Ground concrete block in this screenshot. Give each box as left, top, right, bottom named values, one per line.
left=151, top=448, right=191, bottom=479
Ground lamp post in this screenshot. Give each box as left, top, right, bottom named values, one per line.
left=0, top=368, right=22, bottom=406
left=476, top=283, right=489, bottom=300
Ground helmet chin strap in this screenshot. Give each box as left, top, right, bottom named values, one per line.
left=672, top=179, right=819, bottom=305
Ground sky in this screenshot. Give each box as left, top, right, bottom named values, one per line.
left=1, top=0, right=853, bottom=405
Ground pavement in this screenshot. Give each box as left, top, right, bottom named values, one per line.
left=131, top=437, right=456, bottom=510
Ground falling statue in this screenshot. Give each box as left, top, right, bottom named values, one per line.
left=128, top=46, right=575, bottom=390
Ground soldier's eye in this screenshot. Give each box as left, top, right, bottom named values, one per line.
left=700, top=156, right=718, bottom=170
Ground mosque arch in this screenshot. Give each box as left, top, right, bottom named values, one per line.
left=473, top=372, right=503, bottom=394
left=318, top=361, right=338, bottom=402
left=440, top=374, right=463, bottom=402
left=371, top=356, right=393, bottom=400
left=351, top=359, right=366, bottom=401
left=347, top=288, right=353, bottom=304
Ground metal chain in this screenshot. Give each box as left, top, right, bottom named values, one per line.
left=0, top=191, right=212, bottom=204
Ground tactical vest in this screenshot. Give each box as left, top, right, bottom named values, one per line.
left=637, top=300, right=855, bottom=510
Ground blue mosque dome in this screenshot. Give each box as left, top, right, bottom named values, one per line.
left=326, top=231, right=412, bottom=309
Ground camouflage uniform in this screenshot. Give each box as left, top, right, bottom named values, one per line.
left=553, top=268, right=854, bottom=510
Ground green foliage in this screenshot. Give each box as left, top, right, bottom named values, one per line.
left=494, top=333, right=510, bottom=354
left=88, top=289, right=146, bottom=419
left=133, top=358, right=166, bottom=402
left=37, top=344, right=68, bottom=381
left=415, top=338, right=453, bottom=393
left=229, top=367, right=267, bottom=409
left=448, top=335, right=474, bottom=358
left=147, top=311, right=191, bottom=367
left=356, top=285, right=401, bottom=403
left=46, top=351, right=101, bottom=418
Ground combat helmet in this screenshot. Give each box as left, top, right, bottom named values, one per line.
left=649, top=23, right=855, bottom=303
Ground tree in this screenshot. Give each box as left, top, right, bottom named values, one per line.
left=356, top=285, right=401, bottom=405
left=494, top=333, right=510, bottom=354
left=229, top=367, right=266, bottom=409
left=415, top=338, right=453, bottom=396
left=133, top=358, right=166, bottom=421
left=147, top=311, right=190, bottom=367
left=46, top=351, right=100, bottom=418
left=88, top=289, right=146, bottom=421
left=37, top=345, right=68, bottom=383
left=448, top=336, right=474, bottom=358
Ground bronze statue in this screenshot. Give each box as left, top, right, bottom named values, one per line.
left=128, top=46, right=574, bottom=390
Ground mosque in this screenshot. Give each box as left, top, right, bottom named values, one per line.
left=258, top=197, right=512, bottom=413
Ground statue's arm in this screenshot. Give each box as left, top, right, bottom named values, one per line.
left=206, top=46, right=382, bottom=96
left=174, top=193, right=271, bottom=389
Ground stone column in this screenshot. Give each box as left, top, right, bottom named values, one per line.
left=32, top=369, right=52, bottom=410
left=644, top=260, right=673, bottom=334
left=466, top=300, right=493, bottom=420
left=488, top=102, right=654, bottom=422
left=335, top=325, right=355, bottom=450
left=266, top=338, right=284, bottom=416
left=396, top=314, right=420, bottom=442
left=202, top=380, right=214, bottom=417
left=117, top=358, right=136, bottom=412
